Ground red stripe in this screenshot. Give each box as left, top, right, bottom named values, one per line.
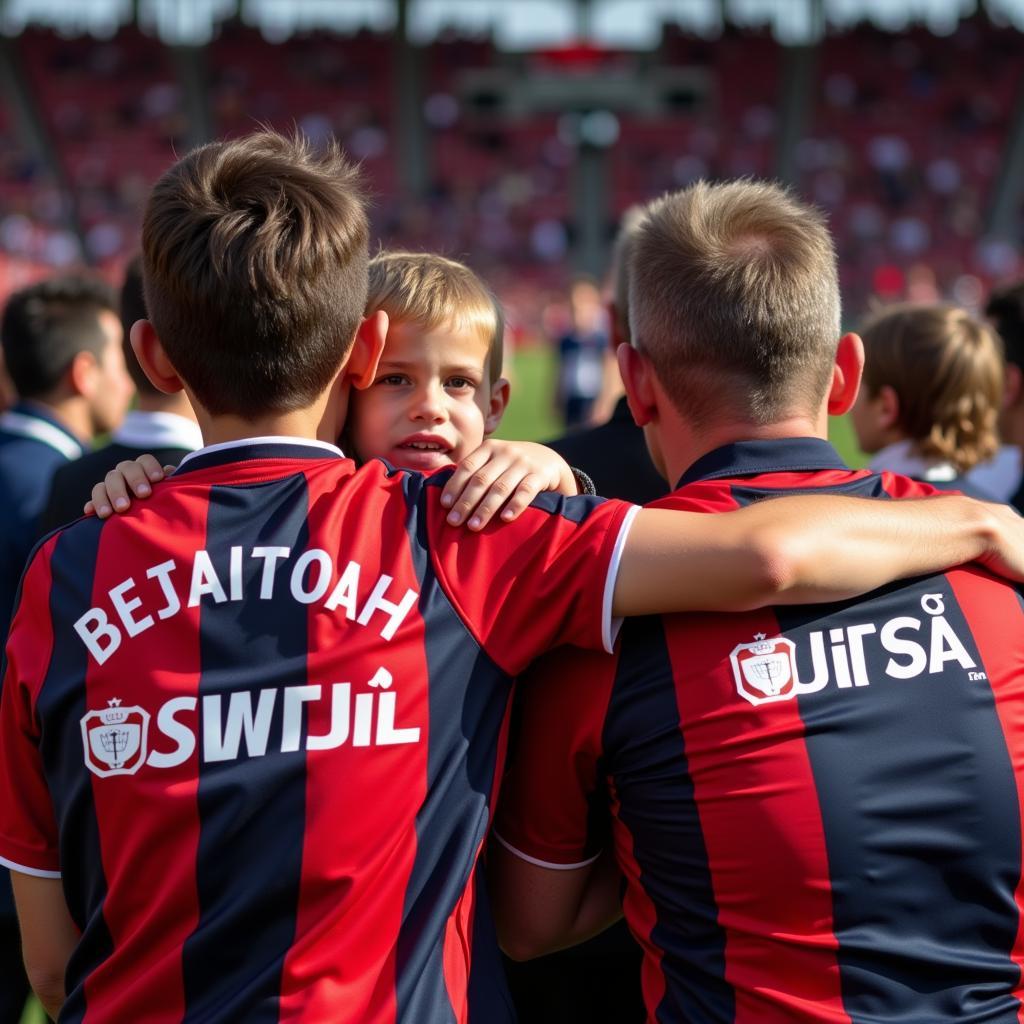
left=0, top=537, right=61, bottom=873
left=946, top=568, right=1024, bottom=1022
left=609, top=784, right=668, bottom=1018
left=277, top=466, right=428, bottom=1023
left=81, top=496, right=207, bottom=1020
left=669, top=609, right=851, bottom=1024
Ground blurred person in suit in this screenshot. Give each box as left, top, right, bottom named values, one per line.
left=39, top=256, right=200, bottom=533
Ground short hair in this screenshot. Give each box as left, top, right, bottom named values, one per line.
left=142, top=131, right=369, bottom=418
left=1, top=274, right=118, bottom=399
left=120, top=254, right=160, bottom=396
left=985, top=280, right=1024, bottom=372
left=861, top=303, right=1004, bottom=473
left=366, top=251, right=504, bottom=384
left=629, top=180, right=841, bottom=425
left=608, top=204, right=648, bottom=345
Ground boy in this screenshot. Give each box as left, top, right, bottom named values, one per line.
left=2, top=133, right=1022, bottom=1024
left=102, top=250, right=582, bottom=527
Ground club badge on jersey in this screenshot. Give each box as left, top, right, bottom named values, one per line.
left=81, top=698, right=151, bottom=777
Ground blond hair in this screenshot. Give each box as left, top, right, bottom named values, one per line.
left=861, top=303, right=1004, bottom=473
left=367, top=251, right=504, bottom=383
left=630, top=180, right=840, bottom=425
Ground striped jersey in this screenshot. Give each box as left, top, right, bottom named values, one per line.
left=0, top=437, right=635, bottom=1024
left=496, top=436, right=1024, bottom=1024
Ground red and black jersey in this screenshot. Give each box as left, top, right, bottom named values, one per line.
left=497, top=436, right=1024, bottom=1024
left=0, top=438, right=636, bottom=1024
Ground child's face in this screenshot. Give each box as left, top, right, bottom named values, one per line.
left=349, top=319, right=507, bottom=471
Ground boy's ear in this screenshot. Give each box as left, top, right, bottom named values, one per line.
left=827, top=332, right=865, bottom=416
left=130, top=319, right=185, bottom=394
left=346, top=310, right=388, bottom=391
left=618, top=344, right=656, bottom=427
left=484, top=377, right=511, bottom=436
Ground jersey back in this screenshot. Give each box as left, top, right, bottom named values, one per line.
left=0, top=442, right=631, bottom=1024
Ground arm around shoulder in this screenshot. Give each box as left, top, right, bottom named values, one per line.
left=612, top=492, right=1022, bottom=617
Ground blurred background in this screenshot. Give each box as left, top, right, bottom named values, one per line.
left=0, top=0, right=1023, bottom=463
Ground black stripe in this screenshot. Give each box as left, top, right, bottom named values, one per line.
left=33, top=517, right=112, bottom=1022
left=181, top=476, right=312, bottom=1022
left=394, top=472, right=517, bottom=1023
left=732, top=475, right=1022, bottom=1022
left=173, top=443, right=344, bottom=476
left=605, top=616, right=733, bottom=1024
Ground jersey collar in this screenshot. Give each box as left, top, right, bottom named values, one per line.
left=175, top=436, right=346, bottom=476
left=0, top=401, right=85, bottom=460
left=112, top=410, right=204, bottom=452
left=676, top=436, right=849, bottom=489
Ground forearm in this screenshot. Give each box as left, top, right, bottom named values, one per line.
left=613, top=493, right=1005, bottom=616
left=493, top=846, right=624, bottom=961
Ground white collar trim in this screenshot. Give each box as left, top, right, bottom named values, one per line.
left=112, top=411, right=204, bottom=452
left=0, top=410, right=83, bottom=460
left=178, top=435, right=345, bottom=469
left=869, top=440, right=958, bottom=482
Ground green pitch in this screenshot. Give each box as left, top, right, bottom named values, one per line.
left=497, top=346, right=868, bottom=467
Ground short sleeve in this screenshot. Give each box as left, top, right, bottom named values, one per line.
left=0, top=541, right=61, bottom=878
left=424, top=485, right=638, bottom=676
left=493, top=644, right=616, bottom=868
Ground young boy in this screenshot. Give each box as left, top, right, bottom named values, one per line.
left=97, top=250, right=583, bottom=528
left=852, top=303, right=1005, bottom=498
left=3, top=132, right=1022, bottom=1024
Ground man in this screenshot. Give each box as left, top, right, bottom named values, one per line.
left=0, top=273, right=133, bottom=1024
left=548, top=205, right=665, bottom=505
left=493, top=180, right=1024, bottom=1023
left=0, top=136, right=1020, bottom=1024
left=986, top=280, right=1024, bottom=509
left=39, top=257, right=201, bottom=533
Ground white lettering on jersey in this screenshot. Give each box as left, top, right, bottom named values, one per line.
left=80, top=669, right=420, bottom=777
left=74, top=548, right=420, bottom=664
left=732, top=593, right=979, bottom=706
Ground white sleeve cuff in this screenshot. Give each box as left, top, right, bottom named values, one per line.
left=493, top=831, right=602, bottom=871
left=0, top=854, right=61, bottom=879
left=602, top=504, right=640, bottom=653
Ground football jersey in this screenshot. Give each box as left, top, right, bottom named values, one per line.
left=496, top=436, right=1024, bottom=1024
left=0, top=437, right=636, bottom=1024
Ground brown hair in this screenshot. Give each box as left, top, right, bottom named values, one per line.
left=142, top=131, right=369, bottom=418
left=629, top=180, right=840, bottom=424
left=861, top=303, right=1004, bottom=472
left=366, top=251, right=504, bottom=383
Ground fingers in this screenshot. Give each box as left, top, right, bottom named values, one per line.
left=498, top=473, right=547, bottom=523
left=444, top=459, right=507, bottom=528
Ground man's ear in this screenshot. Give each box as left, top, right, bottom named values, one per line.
left=607, top=301, right=626, bottom=349
left=130, top=319, right=184, bottom=394
left=484, top=377, right=510, bottom=435
left=67, top=349, right=99, bottom=398
left=345, top=310, right=388, bottom=391
left=617, top=344, right=657, bottom=427
left=827, top=332, right=866, bottom=416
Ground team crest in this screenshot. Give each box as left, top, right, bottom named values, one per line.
left=730, top=634, right=799, bottom=706
left=81, top=698, right=149, bottom=778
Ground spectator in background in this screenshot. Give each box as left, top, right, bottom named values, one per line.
left=40, top=256, right=200, bottom=533
left=0, top=273, right=133, bottom=1024
left=851, top=303, right=1004, bottom=499
left=554, top=277, right=608, bottom=429
left=986, top=281, right=1024, bottom=511
left=547, top=207, right=666, bottom=505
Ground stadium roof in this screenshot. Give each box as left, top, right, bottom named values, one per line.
left=1, top=0, right=1023, bottom=46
